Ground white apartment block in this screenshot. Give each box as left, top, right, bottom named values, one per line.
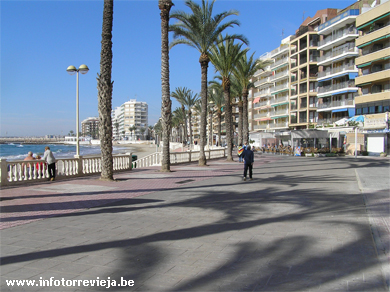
left=112, top=99, right=148, bottom=140
left=317, top=8, right=360, bottom=126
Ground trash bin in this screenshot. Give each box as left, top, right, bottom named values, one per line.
left=132, top=155, right=137, bottom=168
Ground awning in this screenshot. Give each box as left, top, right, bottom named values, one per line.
left=357, top=62, right=372, bottom=68
left=348, top=108, right=355, bottom=117
left=258, top=117, right=272, bottom=121
left=358, top=34, right=390, bottom=48
left=349, top=73, right=358, bottom=79
left=291, top=129, right=330, bottom=139
left=253, top=97, right=261, bottom=104
left=357, top=12, right=390, bottom=30
left=331, top=89, right=358, bottom=95
left=332, top=108, right=348, bottom=113
left=271, top=115, right=289, bottom=119
left=271, top=102, right=289, bottom=107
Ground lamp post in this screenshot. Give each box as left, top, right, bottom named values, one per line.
left=66, top=64, right=89, bottom=157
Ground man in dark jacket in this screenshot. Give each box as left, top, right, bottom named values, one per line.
left=242, top=145, right=254, bottom=181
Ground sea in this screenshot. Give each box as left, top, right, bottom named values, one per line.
left=0, top=143, right=132, bottom=161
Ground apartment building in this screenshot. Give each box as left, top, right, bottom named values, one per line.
left=251, top=52, right=274, bottom=132
left=355, top=0, right=390, bottom=153
left=316, top=8, right=360, bottom=126
left=81, top=117, right=99, bottom=138
left=355, top=0, right=390, bottom=115
left=111, top=99, right=148, bottom=140
left=289, top=9, right=336, bottom=129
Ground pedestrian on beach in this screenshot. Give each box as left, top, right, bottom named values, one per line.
left=243, top=145, right=254, bottom=181
left=43, top=146, right=56, bottom=181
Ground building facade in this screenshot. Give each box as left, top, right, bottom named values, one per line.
left=81, top=117, right=99, bottom=138
left=112, top=99, right=148, bottom=140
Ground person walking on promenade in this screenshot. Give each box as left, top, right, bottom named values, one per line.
left=238, top=143, right=244, bottom=163
left=43, top=146, right=56, bottom=181
left=243, top=145, right=254, bottom=181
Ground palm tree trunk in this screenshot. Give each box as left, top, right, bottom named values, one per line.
left=242, top=88, right=249, bottom=144
left=223, top=78, right=233, bottom=161
left=188, top=112, right=193, bottom=149
left=198, top=53, right=209, bottom=166
left=238, top=100, right=243, bottom=146
left=182, top=104, right=187, bottom=144
left=217, top=112, right=222, bottom=147
left=97, top=0, right=114, bottom=181
left=209, top=110, right=213, bottom=146
left=159, top=0, right=173, bottom=172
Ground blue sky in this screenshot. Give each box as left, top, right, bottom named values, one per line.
left=1, top=0, right=353, bottom=137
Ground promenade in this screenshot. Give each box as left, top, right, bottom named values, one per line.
left=0, top=154, right=389, bottom=291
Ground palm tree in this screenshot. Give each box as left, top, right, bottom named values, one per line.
left=129, top=125, right=137, bottom=141
left=233, top=52, right=272, bottom=144
left=208, top=80, right=224, bottom=147
left=114, top=122, right=119, bottom=139
left=97, top=0, right=114, bottom=181
left=183, top=90, right=199, bottom=149
left=171, top=87, right=188, bottom=144
left=159, top=0, right=174, bottom=172
left=230, top=76, right=243, bottom=145
left=169, top=0, right=248, bottom=166
left=173, top=107, right=186, bottom=143
left=208, top=36, right=248, bottom=161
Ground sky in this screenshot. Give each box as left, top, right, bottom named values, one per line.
left=1, top=0, right=354, bottom=137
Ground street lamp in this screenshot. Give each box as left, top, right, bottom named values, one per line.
left=67, top=64, right=89, bottom=157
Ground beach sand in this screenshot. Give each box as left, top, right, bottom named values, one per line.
left=113, top=143, right=159, bottom=160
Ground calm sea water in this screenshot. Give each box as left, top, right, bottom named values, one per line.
left=0, top=143, right=131, bottom=161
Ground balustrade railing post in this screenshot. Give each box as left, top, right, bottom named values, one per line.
left=126, top=152, right=132, bottom=170
left=0, top=159, right=8, bottom=185
left=77, top=156, right=83, bottom=176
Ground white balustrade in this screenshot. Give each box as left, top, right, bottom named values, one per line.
left=1, top=149, right=227, bottom=186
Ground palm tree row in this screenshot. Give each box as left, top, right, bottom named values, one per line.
left=158, top=0, right=271, bottom=167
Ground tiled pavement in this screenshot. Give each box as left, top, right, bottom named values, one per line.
left=0, top=155, right=389, bottom=291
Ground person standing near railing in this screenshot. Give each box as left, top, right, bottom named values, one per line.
left=43, top=146, right=56, bottom=181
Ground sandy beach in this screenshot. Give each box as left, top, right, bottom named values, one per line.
left=114, top=142, right=159, bottom=160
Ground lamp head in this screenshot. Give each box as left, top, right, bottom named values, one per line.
left=66, top=65, right=77, bottom=75
left=79, top=64, right=89, bottom=74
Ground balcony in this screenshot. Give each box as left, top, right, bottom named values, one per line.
left=254, top=77, right=273, bottom=87
left=270, top=83, right=289, bottom=95
left=270, top=109, right=288, bottom=117
left=271, top=70, right=289, bottom=82
left=317, top=99, right=354, bottom=111
left=318, top=45, right=359, bottom=66
left=318, top=27, right=359, bottom=50
left=254, top=124, right=269, bottom=130
left=270, top=44, right=289, bottom=58
left=270, top=122, right=289, bottom=129
left=317, top=80, right=358, bottom=97
left=254, top=113, right=270, bottom=119
left=317, top=64, right=357, bottom=80
left=270, top=57, right=289, bottom=70
left=254, top=66, right=273, bottom=77
left=318, top=9, right=359, bottom=34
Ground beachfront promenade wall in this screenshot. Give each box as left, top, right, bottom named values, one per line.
left=0, top=148, right=226, bottom=186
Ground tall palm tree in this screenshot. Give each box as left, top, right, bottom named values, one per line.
left=183, top=90, right=199, bottom=149
left=171, top=87, right=188, bottom=144
left=209, top=36, right=248, bottom=161
left=233, top=52, right=272, bottom=145
left=230, top=76, right=243, bottom=145
left=169, top=0, right=247, bottom=166
left=159, top=0, right=174, bottom=172
left=173, top=107, right=186, bottom=142
left=208, top=80, right=224, bottom=147
left=97, top=0, right=114, bottom=181
left=129, top=125, right=137, bottom=141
